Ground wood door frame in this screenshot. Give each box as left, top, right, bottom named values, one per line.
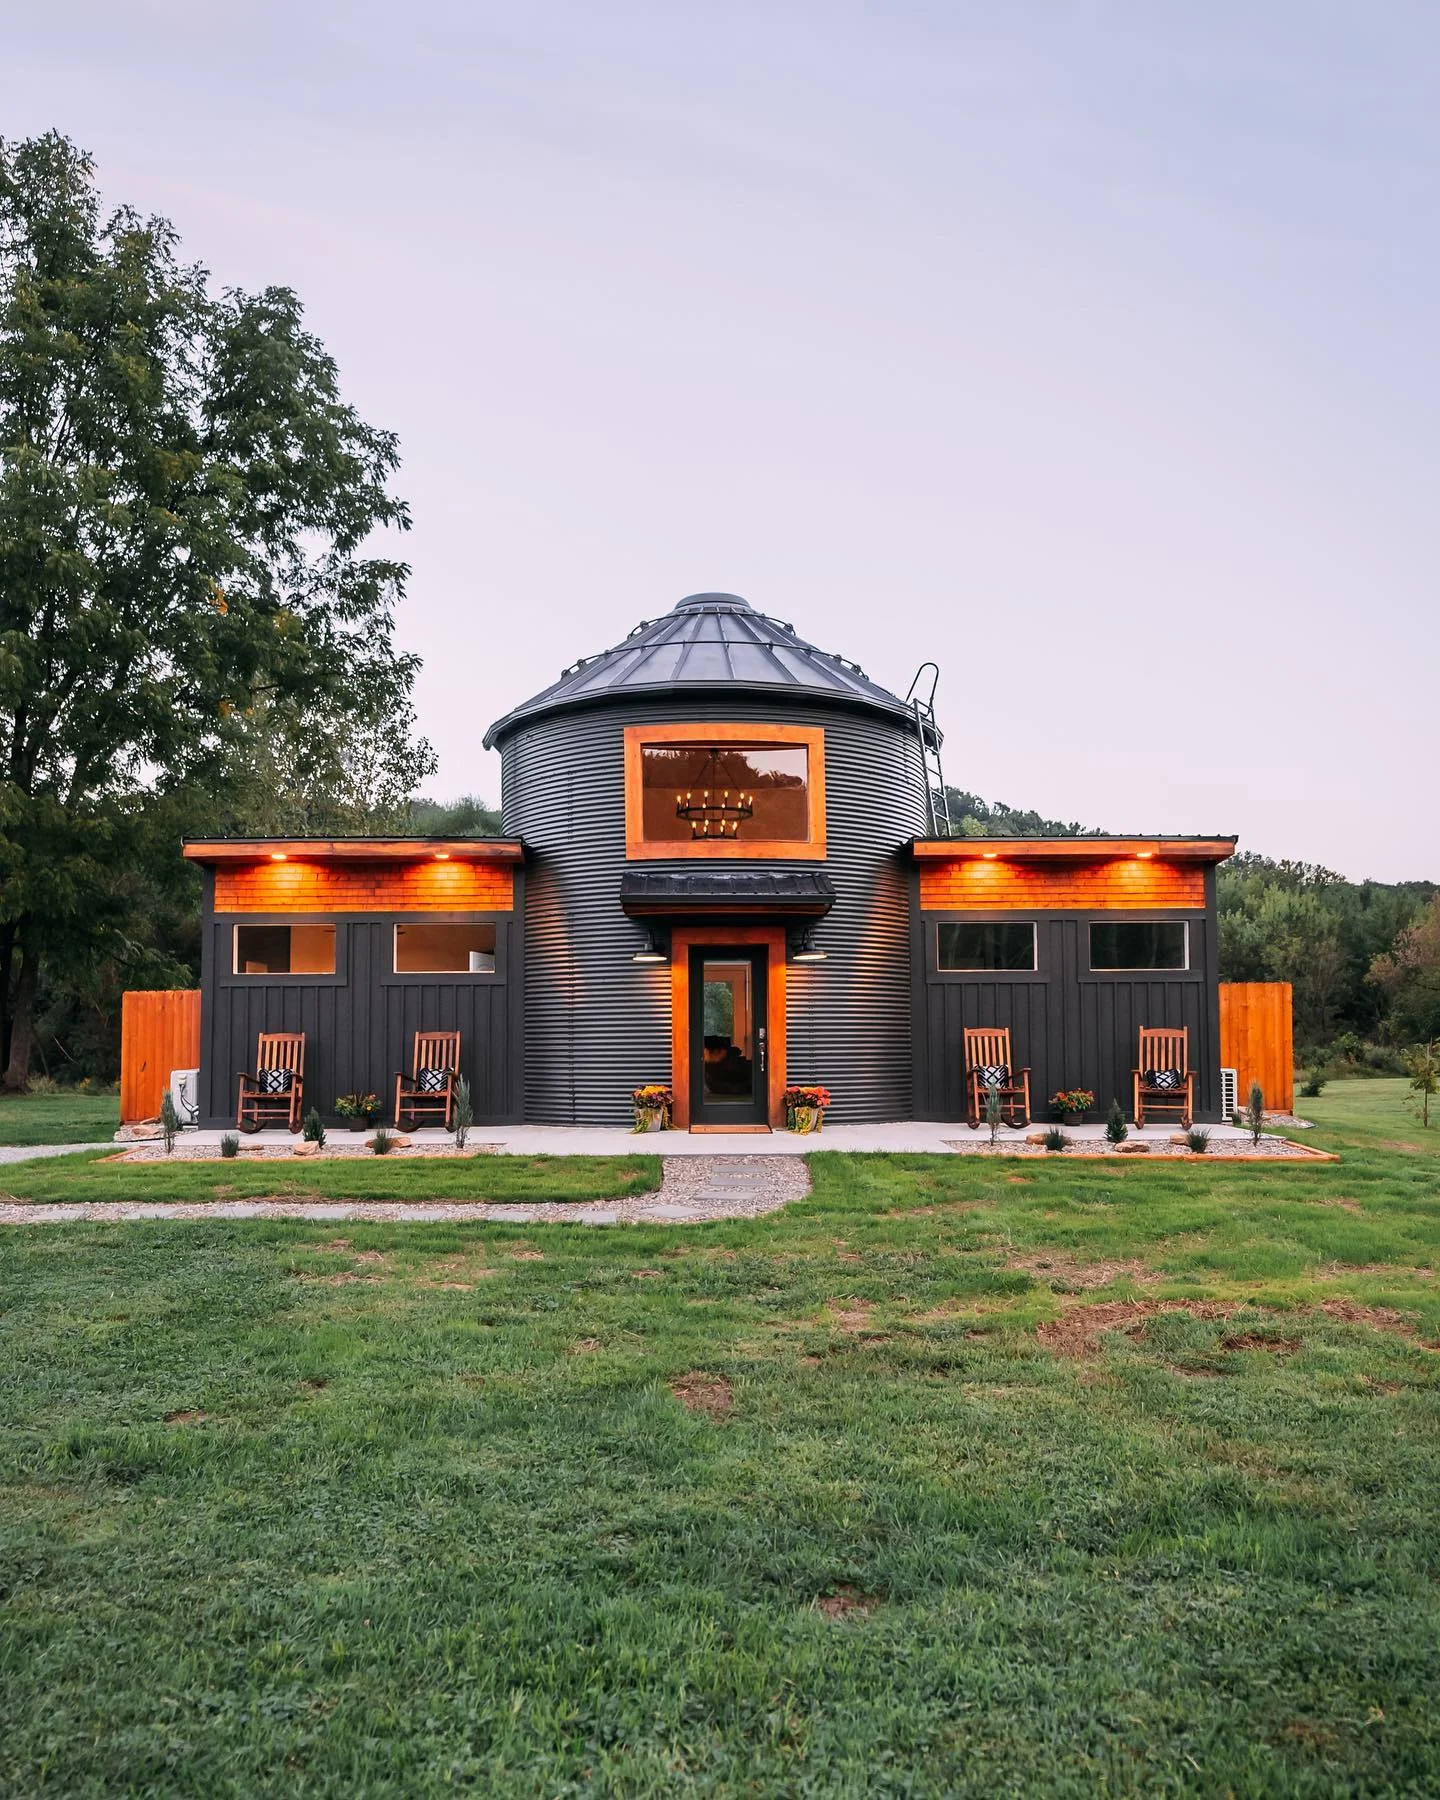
left=670, top=925, right=786, bottom=1129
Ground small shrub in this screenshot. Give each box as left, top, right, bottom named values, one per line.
left=1299, top=1069, right=1326, bottom=1098
left=1042, top=1126, right=1069, bottom=1152
left=26, top=1073, right=61, bottom=1096
left=160, top=1091, right=180, bottom=1155
left=371, top=1127, right=396, bottom=1156
left=1245, top=1080, right=1266, bottom=1145
left=1186, top=1127, right=1211, bottom=1154
left=302, top=1107, right=326, bottom=1146
left=1404, top=1040, right=1438, bottom=1129
left=453, top=1075, right=473, bottom=1149
left=219, top=1133, right=240, bottom=1159
left=1105, top=1098, right=1128, bottom=1144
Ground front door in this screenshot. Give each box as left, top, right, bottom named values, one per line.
left=689, top=946, right=769, bottom=1126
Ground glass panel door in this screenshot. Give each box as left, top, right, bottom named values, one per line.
left=689, top=947, right=768, bottom=1125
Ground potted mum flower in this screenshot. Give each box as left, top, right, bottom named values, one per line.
left=631, top=1084, right=672, bottom=1132
left=1050, top=1087, right=1094, bottom=1127
left=334, top=1092, right=382, bottom=1131
left=784, top=1084, right=832, bottom=1134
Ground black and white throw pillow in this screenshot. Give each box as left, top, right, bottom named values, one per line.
left=978, top=1064, right=1010, bottom=1088
left=258, top=1067, right=292, bottom=1094
left=416, top=1066, right=448, bottom=1093
left=1145, top=1068, right=1183, bottom=1091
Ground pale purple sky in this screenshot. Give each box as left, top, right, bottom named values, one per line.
left=8, top=3, right=1437, bottom=879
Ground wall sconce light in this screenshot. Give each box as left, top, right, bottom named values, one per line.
left=790, top=928, right=827, bottom=963
left=632, top=930, right=667, bottom=965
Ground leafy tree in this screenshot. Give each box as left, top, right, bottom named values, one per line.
left=0, top=131, right=424, bottom=1086
left=943, top=789, right=1104, bottom=839
left=406, top=793, right=503, bottom=836
left=1403, top=1041, right=1438, bottom=1128
left=1218, top=855, right=1434, bottom=1043
left=1369, top=895, right=1440, bottom=1044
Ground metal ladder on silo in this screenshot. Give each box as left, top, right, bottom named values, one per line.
left=905, top=662, right=952, bottom=837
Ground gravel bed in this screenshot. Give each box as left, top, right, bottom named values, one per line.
left=0, top=1156, right=811, bottom=1228
left=117, top=1141, right=501, bottom=1161
left=942, top=1135, right=1324, bottom=1159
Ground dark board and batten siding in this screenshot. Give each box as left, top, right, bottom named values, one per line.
left=500, top=697, right=928, bottom=1125
left=196, top=875, right=524, bottom=1128
left=910, top=887, right=1224, bottom=1122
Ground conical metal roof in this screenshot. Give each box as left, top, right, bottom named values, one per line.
left=483, top=593, right=914, bottom=746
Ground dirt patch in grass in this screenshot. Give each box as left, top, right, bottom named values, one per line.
left=510, top=1249, right=544, bottom=1262
left=163, top=1410, right=212, bottom=1425
left=1008, top=1252, right=1158, bottom=1292
left=826, top=1299, right=879, bottom=1334
left=1038, top=1294, right=1436, bottom=1359
left=669, top=1373, right=733, bottom=1418
left=1223, top=1333, right=1301, bottom=1353
left=570, top=1338, right=603, bottom=1355
left=299, top=1377, right=328, bottom=1391
left=631, top=1268, right=664, bottom=1279
left=1038, top=1300, right=1243, bottom=1356
left=814, top=1583, right=879, bottom=1620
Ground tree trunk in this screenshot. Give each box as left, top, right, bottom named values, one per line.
left=2, top=941, right=38, bottom=1092
left=0, top=918, right=14, bottom=1073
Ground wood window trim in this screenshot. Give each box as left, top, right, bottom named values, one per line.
left=623, top=723, right=826, bottom=861
left=669, top=926, right=787, bottom=1129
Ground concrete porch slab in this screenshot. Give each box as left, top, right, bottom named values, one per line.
left=139, top=1120, right=1262, bottom=1157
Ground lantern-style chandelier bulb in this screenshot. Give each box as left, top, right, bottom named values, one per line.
left=676, top=749, right=754, bottom=839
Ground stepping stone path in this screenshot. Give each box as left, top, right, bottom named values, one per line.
left=0, top=1155, right=810, bottom=1228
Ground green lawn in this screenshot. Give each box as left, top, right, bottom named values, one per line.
left=2, top=1082, right=1438, bottom=1796
left=0, top=1151, right=662, bottom=1205
left=0, top=1088, right=119, bottom=1145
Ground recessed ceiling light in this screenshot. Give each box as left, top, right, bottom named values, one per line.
left=270, top=852, right=287, bottom=862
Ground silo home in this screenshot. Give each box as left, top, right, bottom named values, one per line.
left=184, top=592, right=1235, bottom=1130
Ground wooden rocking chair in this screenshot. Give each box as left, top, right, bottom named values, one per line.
left=236, top=1032, right=306, bottom=1133
left=395, top=1030, right=462, bottom=1130
left=1133, top=1026, right=1194, bottom=1128
left=964, top=1027, right=1031, bottom=1129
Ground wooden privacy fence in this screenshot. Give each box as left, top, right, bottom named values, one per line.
left=1218, top=982, right=1293, bottom=1113
left=120, top=989, right=201, bottom=1123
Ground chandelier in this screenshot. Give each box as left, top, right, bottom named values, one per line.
left=675, top=748, right=754, bottom=839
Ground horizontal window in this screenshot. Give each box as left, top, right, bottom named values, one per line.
left=233, top=923, right=336, bottom=975
left=938, top=921, right=1037, bottom=971
left=1089, top=921, right=1188, bottom=971
left=394, top=921, right=497, bottom=974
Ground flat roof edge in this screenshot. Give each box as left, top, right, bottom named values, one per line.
left=910, top=836, right=1237, bottom=863
left=183, top=837, right=526, bottom=864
